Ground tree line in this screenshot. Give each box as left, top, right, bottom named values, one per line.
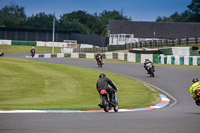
left=0, top=3, right=130, bottom=37
left=0, top=0, right=199, bottom=37
left=156, top=0, right=200, bottom=22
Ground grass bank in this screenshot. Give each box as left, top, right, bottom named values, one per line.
left=0, top=45, right=61, bottom=53
left=0, top=57, right=160, bottom=110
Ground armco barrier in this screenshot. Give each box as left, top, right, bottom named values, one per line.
left=34, top=52, right=159, bottom=64
left=12, top=40, right=36, bottom=46
left=0, top=40, right=11, bottom=45
left=32, top=52, right=200, bottom=66
left=158, top=55, right=200, bottom=66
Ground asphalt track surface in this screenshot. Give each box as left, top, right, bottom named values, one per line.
left=1, top=53, right=200, bottom=133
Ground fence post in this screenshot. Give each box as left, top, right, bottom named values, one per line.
left=140, top=41, right=142, bottom=47
left=195, top=37, right=197, bottom=45
left=172, top=39, right=174, bottom=46
left=186, top=38, right=188, bottom=45
left=166, top=40, right=168, bottom=46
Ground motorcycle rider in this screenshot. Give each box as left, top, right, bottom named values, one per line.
left=189, top=78, right=200, bottom=106
left=144, top=59, right=155, bottom=73
left=96, top=73, right=118, bottom=106
left=30, top=47, right=36, bottom=57
left=95, top=52, right=103, bottom=65
left=0, top=50, right=5, bottom=57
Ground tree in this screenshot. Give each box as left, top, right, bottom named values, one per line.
left=59, top=13, right=89, bottom=34
left=0, top=3, right=26, bottom=27
left=0, top=3, right=132, bottom=36
left=156, top=0, right=200, bottom=22
left=187, top=0, right=200, bottom=14
left=60, top=10, right=102, bottom=34
left=25, top=13, right=55, bottom=28
left=99, top=10, right=131, bottom=36
left=187, top=0, right=200, bottom=22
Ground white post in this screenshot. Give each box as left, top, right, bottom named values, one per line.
left=52, top=12, right=55, bottom=54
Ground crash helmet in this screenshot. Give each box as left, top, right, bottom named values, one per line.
left=145, top=58, right=149, bottom=61
left=97, top=52, right=100, bottom=54
left=192, top=78, right=199, bottom=83
left=99, top=73, right=106, bottom=78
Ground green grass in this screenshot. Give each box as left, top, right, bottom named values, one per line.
left=0, top=57, right=160, bottom=110
left=0, top=45, right=61, bottom=53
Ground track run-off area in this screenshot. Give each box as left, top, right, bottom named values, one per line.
left=1, top=53, right=200, bottom=133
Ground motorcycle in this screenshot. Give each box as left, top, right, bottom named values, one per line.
left=99, top=89, right=119, bottom=112
left=145, top=63, right=155, bottom=77
left=97, top=58, right=103, bottom=67
left=195, top=90, right=200, bottom=106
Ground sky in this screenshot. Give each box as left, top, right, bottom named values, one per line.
left=0, top=0, right=192, bottom=21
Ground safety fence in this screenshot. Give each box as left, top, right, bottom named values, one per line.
left=158, top=55, right=200, bottom=66
left=0, top=40, right=69, bottom=47
left=31, top=52, right=200, bottom=66
left=0, top=40, right=107, bottom=53
left=125, top=37, right=200, bottom=49
left=33, top=52, right=159, bottom=64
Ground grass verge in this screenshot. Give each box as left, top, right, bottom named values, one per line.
left=0, top=45, right=61, bottom=53
left=0, top=57, right=160, bottom=110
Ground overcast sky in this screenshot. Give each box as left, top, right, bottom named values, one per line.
left=0, top=0, right=191, bottom=21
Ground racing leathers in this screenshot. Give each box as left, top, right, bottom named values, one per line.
left=95, top=54, right=103, bottom=64
left=96, top=76, right=118, bottom=104
left=144, top=60, right=155, bottom=72
left=189, top=81, right=200, bottom=100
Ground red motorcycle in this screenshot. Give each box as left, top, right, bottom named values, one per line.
left=195, top=90, right=200, bottom=106
left=97, top=58, right=103, bottom=67
left=99, top=89, right=119, bottom=112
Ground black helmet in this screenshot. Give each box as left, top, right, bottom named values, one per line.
left=192, top=78, right=199, bottom=83
left=99, top=73, right=106, bottom=78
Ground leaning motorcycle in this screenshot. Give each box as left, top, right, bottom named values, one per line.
left=97, top=58, right=103, bottom=67
left=99, top=89, right=119, bottom=112
left=145, top=63, right=155, bottom=77
left=195, top=90, right=200, bottom=106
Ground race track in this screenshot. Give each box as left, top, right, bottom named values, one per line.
left=1, top=54, right=200, bottom=133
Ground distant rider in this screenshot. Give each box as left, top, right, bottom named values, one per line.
left=95, top=52, right=103, bottom=64
left=189, top=78, right=200, bottom=106
left=0, top=50, right=5, bottom=57
left=30, top=47, right=35, bottom=57
left=144, top=59, right=155, bottom=73
left=96, top=73, right=118, bottom=106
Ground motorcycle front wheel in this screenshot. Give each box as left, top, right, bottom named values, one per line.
left=114, top=103, right=119, bottom=112
left=150, top=69, right=154, bottom=77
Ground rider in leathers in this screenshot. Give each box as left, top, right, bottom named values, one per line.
left=144, top=59, right=155, bottom=73
left=95, top=52, right=103, bottom=65
left=96, top=73, right=118, bottom=106
left=190, top=78, right=200, bottom=106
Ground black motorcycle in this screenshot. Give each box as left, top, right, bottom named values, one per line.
left=145, top=63, right=155, bottom=77
left=99, top=89, right=119, bottom=112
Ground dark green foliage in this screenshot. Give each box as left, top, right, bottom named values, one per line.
left=0, top=4, right=131, bottom=37
left=156, top=0, right=200, bottom=22
left=0, top=3, right=26, bottom=27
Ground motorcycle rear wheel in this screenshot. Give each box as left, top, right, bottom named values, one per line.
left=102, top=96, right=109, bottom=112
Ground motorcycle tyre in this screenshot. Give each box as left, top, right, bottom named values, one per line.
left=102, top=96, right=109, bottom=112
left=114, top=102, right=119, bottom=112
left=150, top=69, right=154, bottom=77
